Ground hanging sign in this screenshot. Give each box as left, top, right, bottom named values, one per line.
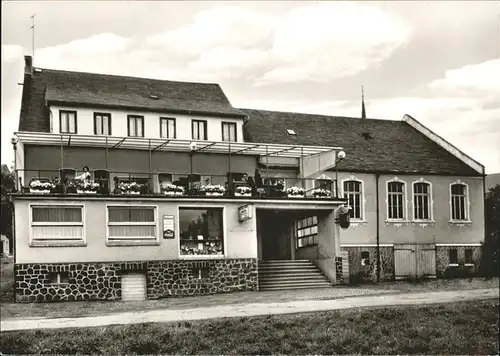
left=163, top=215, right=175, bottom=239
left=238, top=204, right=253, bottom=222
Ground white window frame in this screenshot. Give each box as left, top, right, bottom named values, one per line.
left=29, top=203, right=86, bottom=246
left=449, top=179, right=471, bottom=224
left=341, top=175, right=366, bottom=222
left=177, top=205, right=227, bottom=259
left=385, top=177, right=408, bottom=222
left=295, top=215, right=318, bottom=248
left=106, top=205, right=159, bottom=244
left=411, top=178, right=434, bottom=222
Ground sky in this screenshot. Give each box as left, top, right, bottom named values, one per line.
left=2, top=1, right=500, bottom=173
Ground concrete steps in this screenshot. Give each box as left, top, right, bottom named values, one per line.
left=258, top=259, right=332, bottom=291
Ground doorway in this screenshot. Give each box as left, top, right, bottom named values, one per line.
left=257, top=210, right=294, bottom=260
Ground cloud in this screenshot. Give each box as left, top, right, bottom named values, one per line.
left=426, top=59, right=500, bottom=98
left=256, top=2, right=412, bottom=85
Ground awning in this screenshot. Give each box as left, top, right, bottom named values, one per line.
left=15, top=132, right=343, bottom=158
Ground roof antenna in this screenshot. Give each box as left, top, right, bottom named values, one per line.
left=361, top=85, right=367, bottom=119
left=30, top=13, right=35, bottom=62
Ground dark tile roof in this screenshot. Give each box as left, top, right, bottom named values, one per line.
left=240, top=109, right=481, bottom=176
left=19, top=68, right=244, bottom=131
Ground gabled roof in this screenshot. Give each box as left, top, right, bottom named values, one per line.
left=19, top=68, right=245, bottom=132
left=241, top=109, right=482, bottom=176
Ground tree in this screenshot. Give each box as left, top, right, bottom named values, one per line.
left=1, top=168, right=15, bottom=253
left=480, top=184, right=500, bottom=277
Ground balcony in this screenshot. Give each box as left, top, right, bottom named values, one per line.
left=17, top=169, right=341, bottom=200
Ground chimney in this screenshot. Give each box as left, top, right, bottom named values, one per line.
left=24, top=55, right=33, bottom=75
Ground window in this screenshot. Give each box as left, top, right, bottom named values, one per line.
left=387, top=181, right=406, bottom=220
left=160, top=117, right=176, bottom=139
left=94, top=113, right=111, bottom=135
left=413, top=182, right=431, bottom=220
left=465, top=249, right=474, bottom=264
left=296, top=216, right=318, bottom=248
left=48, top=272, right=69, bottom=284
left=343, top=180, right=362, bottom=219
left=107, top=206, right=156, bottom=241
left=221, top=122, right=237, bottom=142
left=31, top=205, right=84, bottom=243
left=192, top=268, right=210, bottom=279
left=449, top=249, right=458, bottom=265
left=192, top=120, right=207, bottom=140
left=451, top=183, right=468, bottom=221
left=179, top=208, right=224, bottom=256
left=128, top=115, right=144, bottom=137
left=316, top=179, right=333, bottom=191
left=361, top=251, right=370, bottom=266
left=59, top=110, right=77, bottom=134
left=286, top=129, right=296, bottom=135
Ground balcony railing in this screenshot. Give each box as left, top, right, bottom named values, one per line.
left=16, top=169, right=341, bottom=200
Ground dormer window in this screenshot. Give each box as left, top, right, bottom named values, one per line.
left=94, top=113, right=111, bottom=136
left=59, top=110, right=77, bottom=134
left=222, top=122, right=237, bottom=142
left=286, top=129, right=296, bottom=135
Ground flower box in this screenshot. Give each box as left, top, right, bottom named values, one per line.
left=122, top=191, right=140, bottom=195
left=311, top=188, right=332, bottom=199
left=163, top=191, right=184, bottom=196
left=235, top=192, right=252, bottom=197
left=206, top=192, right=224, bottom=197
left=288, top=194, right=305, bottom=198
left=76, top=190, right=97, bottom=194
left=30, top=189, right=51, bottom=194
left=161, top=184, right=184, bottom=196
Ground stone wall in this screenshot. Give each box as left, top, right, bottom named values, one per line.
left=436, top=246, right=482, bottom=278
left=15, top=259, right=257, bottom=303
left=342, top=246, right=394, bottom=283
left=147, top=259, right=258, bottom=298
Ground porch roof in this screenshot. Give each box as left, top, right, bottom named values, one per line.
left=14, top=132, right=342, bottom=158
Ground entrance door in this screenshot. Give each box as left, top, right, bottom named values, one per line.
left=259, top=211, right=292, bottom=260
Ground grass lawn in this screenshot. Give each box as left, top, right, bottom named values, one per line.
left=1, top=300, right=498, bottom=355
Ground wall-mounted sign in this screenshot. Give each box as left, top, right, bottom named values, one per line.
left=163, top=215, right=175, bottom=239
left=238, top=204, right=253, bottom=222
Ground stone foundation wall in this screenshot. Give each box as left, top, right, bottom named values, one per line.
left=436, top=246, right=482, bottom=278
left=15, top=259, right=257, bottom=303
left=147, top=259, right=257, bottom=298
left=342, top=246, right=394, bottom=283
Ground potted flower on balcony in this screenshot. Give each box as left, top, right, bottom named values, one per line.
left=76, top=180, right=100, bottom=194
left=29, top=179, right=56, bottom=194
left=312, top=188, right=332, bottom=199
left=235, top=186, right=252, bottom=197
left=201, top=184, right=226, bottom=197
left=161, top=184, right=185, bottom=196
left=118, top=181, right=142, bottom=195
left=286, top=186, right=305, bottom=198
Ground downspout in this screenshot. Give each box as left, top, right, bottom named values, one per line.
left=376, top=172, right=381, bottom=283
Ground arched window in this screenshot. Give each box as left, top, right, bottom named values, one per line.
left=387, top=181, right=406, bottom=220
left=343, top=180, right=363, bottom=219
left=450, top=183, right=468, bottom=221
left=413, top=181, right=432, bottom=220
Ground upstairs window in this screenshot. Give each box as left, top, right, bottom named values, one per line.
left=59, top=110, right=77, bottom=134
left=387, top=181, right=405, bottom=220
left=451, top=183, right=468, bottom=221
left=343, top=180, right=363, bottom=219
left=160, top=117, right=176, bottom=139
left=94, top=113, right=111, bottom=135
left=413, top=182, right=431, bottom=220
left=192, top=120, right=207, bottom=140
left=221, top=122, right=237, bottom=142
left=315, top=179, right=333, bottom=191
left=128, top=115, right=144, bottom=137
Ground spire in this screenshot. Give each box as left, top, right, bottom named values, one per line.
left=361, top=85, right=366, bottom=119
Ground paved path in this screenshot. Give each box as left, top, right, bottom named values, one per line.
left=1, top=288, right=497, bottom=332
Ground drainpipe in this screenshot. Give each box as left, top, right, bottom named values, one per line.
left=376, top=172, right=381, bottom=283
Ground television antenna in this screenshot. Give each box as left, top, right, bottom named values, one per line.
left=30, top=13, right=35, bottom=61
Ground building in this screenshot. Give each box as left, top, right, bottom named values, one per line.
left=11, top=56, right=485, bottom=302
